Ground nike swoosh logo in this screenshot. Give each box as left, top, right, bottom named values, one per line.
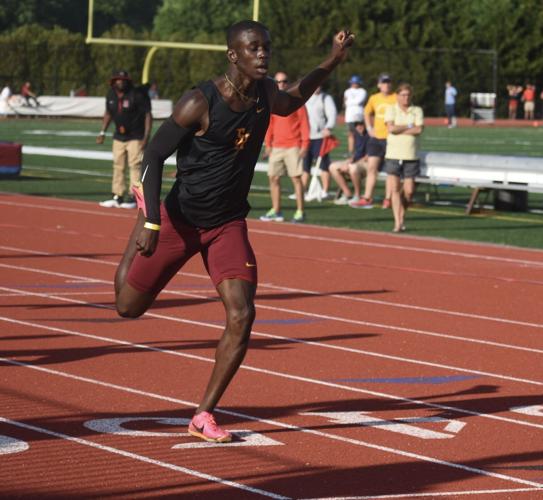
left=256, top=107, right=265, bottom=113
left=245, top=262, right=257, bottom=267
left=141, top=164, right=149, bottom=182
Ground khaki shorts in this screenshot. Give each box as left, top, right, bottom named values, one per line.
left=351, top=158, right=368, bottom=177
left=268, top=147, right=303, bottom=177
left=333, top=158, right=368, bottom=178
left=524, top=101, right=535, bottom=113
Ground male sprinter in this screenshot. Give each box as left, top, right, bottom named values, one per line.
left=113, top=20, right=354, bottom=442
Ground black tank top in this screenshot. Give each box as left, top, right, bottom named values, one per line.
left=165, top=79, right=270, bottom=228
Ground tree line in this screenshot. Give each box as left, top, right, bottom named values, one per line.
left=1, top=0, right=542, bottom=117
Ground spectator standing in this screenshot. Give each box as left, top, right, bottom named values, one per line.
left=0, top=84, right=12, bottom=116
left=114, top=21, right=354, bottom=442
left=260, top=71, right=309, bottom=223
left=383, top=83, right=424, bottom=233
left=350, top=73, right=396, bottom=209
left=522, top=83, right=535, bottom=120
left=507, top=84, right=523, bottom=120
left=343, top=75, right=367, bottom=155
left=330, top=120, right=369, bottom=205
left=97, top=70, right=153, bottom=209
left=444, top=80, right=457, bottom=128
left=148, top=81, right=160, bottom=100
left=21, top=81, right=40, bottom=107
left=303, top=85, right=337, bottom=199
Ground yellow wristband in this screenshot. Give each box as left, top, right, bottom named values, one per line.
left=143, top=222, right=161, bottom=231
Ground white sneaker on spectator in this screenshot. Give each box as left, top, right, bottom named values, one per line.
left=99, top=194, right=123, bottom=208
left=288, top=193, right=297, bottom=200
left=334, top=194, right=350, bottom=205
left=120, top=196, right=137, bottom=209
left=321, top=191, right=330, bottom=200
left=260, top=209, right=284, bottom=222
left=349, top=195, right=360, bottom=203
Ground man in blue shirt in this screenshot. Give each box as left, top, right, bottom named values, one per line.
left=445, top=81, right=457, bottom=128
left=330, top=121, right=369, bottom=204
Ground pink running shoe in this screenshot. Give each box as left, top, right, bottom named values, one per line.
left=131, top=182, right=146, bottom=216
left=349, top=197, right=374, bottom=209
left=382, top=198, right=391, bottom=209
left=188, top=411, right=232, bottom=443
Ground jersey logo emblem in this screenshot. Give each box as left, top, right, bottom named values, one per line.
left=256, top=106, right=265, bottom=113
left=234, top=128, right=251, bottom=150
left=245, top=262, right=257, bottom=267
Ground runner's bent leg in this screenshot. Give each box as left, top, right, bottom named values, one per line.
left=114, top=210, right=158, bottom=318
left=196, top=278, right=256, bottom=413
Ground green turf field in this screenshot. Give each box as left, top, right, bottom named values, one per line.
left=1, top=118, right=542, bottom=249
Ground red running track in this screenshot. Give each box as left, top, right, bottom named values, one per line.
left=1, top=193, right=543, bottom=499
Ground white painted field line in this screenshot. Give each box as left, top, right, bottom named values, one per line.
left=1, top=357, right=542, bottom=490
left=2, top=197, right=543, bottom=267
left=301, top=486, right=543, bottom=499
left=2, top=266, right=543, bottom=388
left=2, top=311, right=543, bottom=433
left=0, top=417, right=288, bottom=500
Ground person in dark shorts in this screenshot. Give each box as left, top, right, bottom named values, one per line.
left=383, top=82, right=424, bottom=232
left=350, top=73, right=397, bottom=209
left=113, top=20, right=354, bottom=442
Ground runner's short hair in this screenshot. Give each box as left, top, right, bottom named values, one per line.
left=227, top=20, right=270, bottom=48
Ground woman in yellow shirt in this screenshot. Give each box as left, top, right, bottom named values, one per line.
left=383, top=83, right=424, bottom=232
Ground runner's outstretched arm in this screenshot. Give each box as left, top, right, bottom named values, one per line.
left=137, top=89, right=207, bottom=256
left=270, top=30, right=354, bottom=116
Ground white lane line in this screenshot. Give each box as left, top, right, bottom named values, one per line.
left=2, top=198, right=543, bottom=267
left=300, top=486, right=543, bottom=499
left=258, top=281, right=543, bottom=331
left=249, top=228, right=543, bottom=268
left=2, top=249, right=543, bottom=355
left=254, top=301, right=543, bottom=354
left=2, top=243, right=542, bottom=334
left=1, top=357, right=542, bottom=490
left=0, top=417, right=289, bottom=499
left=0, top=291, right=112, bottom=297
left=2, top=314, right=543, bottom=432
left=1, top=275, right=542, bottom=387
left=0, top=199, right=133, bottom=219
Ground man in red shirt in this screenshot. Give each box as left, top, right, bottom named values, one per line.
left=260, top=71, right=310, bottom=223
left=21, top=81, right=40, bottom=107
left=522, top=83, right=536, bottom=120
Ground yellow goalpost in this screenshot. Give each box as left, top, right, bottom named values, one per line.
left=85, top=0, right=261, bottom=83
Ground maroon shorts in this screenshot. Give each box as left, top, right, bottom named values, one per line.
left=127, top=204, right=257, bottom=294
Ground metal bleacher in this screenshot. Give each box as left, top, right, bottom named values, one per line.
left=415, top=151, right=543, bottom=213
